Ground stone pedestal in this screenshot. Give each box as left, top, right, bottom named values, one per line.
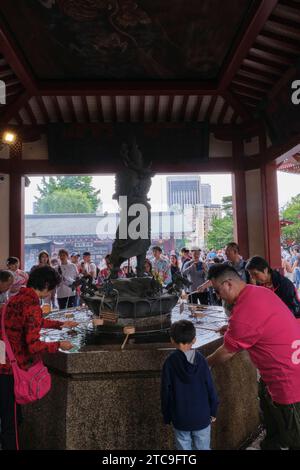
left=20, top=339, right=260, bottom=450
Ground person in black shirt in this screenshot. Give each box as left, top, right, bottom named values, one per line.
left=246, top=256, right=300, bottom=318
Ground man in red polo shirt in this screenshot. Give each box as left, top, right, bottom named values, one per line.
left=206, top=264, right=300, bottom=450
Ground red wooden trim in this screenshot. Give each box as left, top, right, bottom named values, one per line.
left=219, top=0, right=279, bottom=91
left=9, top=172, right=25, bottom=268
left=36, top=80, right=218, bottom=96
left=0, top=19, right=37, bottom=94
left=0, top=156, right=235, bottom=175
left=0, top=90, right=30, bottom=125
left=260, top=162, right=281, bottom=269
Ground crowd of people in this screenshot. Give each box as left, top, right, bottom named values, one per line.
left=0, top=241, right=300, bottom=450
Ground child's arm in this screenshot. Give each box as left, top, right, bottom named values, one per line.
left=160, top=362, right=172, bottom=425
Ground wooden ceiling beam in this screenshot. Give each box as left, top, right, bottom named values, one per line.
left=36, top=96, right=49, bottom=124
left=36, top=80, right=218, bottom=97
left=165, top=95, right=174, bottom=121
left=66, top=96, right=77, bottom=122
left=222, top=90, right=252, bottom=121
left=138, top=95, right=145, bottom=122
left=191, top=96, right=203, bottom=121
left=0, top=18, right=37, bottom=94
left=110, top=96, right=117, bottom=121
left=0, top=90, right=30, bottom=125
left=24, top=102, right=37, bottom=125
left=217, top=100, right=229, bottom=124
left=249, top=46, right=293, bottom=66
left=81, top=96, right=90, bottom=122
left=244, top=56, right=285, bottom=74
left=258, top=30, right=300, bottom=52
left=232, top=76, right=269, bottom=92
left=219, top=0, right=279, bottom=91
left=204, top=95, right=217, bottom=122
left=238, top=66, right=277, bottom=84
left=230, top=83, right=265, bottom=99
left=52, top=96, right=64, bottom=122
left=178, top=95, right=189, bottom=122
left=95, top=95, right=104, bottom=122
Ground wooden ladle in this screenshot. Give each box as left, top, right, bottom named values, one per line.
left=121, top=326, right=136, bottom=350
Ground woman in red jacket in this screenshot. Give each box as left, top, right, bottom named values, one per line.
left=0, top=266, right=78, bottom=450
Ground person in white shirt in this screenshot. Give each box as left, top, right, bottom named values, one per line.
left=6, top=257, right=28, bottom=298
left=82, top=251, right=97, bottom=280
left=56, top=249, right=79, bottom=309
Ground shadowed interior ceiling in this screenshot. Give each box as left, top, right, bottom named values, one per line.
left=0, top=0, right=254, bottom=80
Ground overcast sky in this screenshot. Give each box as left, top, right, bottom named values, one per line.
left=25, top=172, right=299, bottom=214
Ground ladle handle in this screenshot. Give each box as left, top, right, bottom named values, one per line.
left=121, top=334, right=129, bottom=350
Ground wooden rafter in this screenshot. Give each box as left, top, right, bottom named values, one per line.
left=0, top=18, right=36, bottom=93
left=219, top=0, right=279, bottom=91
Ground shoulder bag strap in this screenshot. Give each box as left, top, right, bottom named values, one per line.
left=1, top=303, right=17, bottom=364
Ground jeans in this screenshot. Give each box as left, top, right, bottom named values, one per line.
left=294, top=268, right=300, bottom=289
left=58, top=296, right=76, bottom=310
left=174, top=425, right=211, bottom=450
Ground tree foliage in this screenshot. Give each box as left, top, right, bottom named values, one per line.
left=281, top=194, right=300, bottom=244
left=36, top=189, right=93, bottom=214
left=35, top=176, right=101, bottom=214
left=206, top=195, right=234, bottom=249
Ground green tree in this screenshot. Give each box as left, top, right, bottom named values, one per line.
left=35, top=176, right=101, bottom=214
left=222, top=195, right=233, bottom=217
left=281, top=194, right=300, bottom=244
left=36, top=189, right=93, bottom=214
left=206, top=195, right=234, bottom=249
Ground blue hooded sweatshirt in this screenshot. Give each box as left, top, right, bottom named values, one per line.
left=161, top=349, right=219, bottom=431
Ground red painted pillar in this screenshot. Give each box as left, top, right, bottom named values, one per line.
left=232, top=137, right=249, bottom=259
left=232, top=170, right=249, bottom=260
left=260, top=161, right=281, bottom=270
left=9, top=141, right=25, bottom=268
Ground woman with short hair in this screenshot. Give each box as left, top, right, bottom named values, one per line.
left=0, top=266, right=77, bottom=450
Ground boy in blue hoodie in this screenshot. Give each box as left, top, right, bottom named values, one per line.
left=161, top=320, right=219, bottom=450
